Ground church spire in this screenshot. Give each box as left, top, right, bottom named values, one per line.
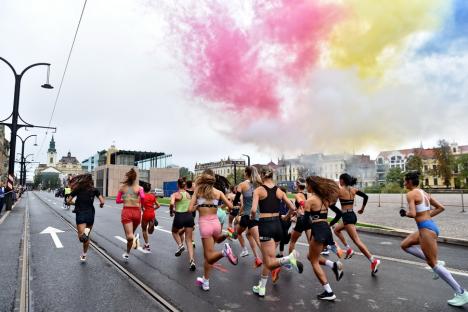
left=48, top=136, right=56, bottom=153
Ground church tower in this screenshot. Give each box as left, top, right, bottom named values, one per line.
left=47, top=136, right=57, bottom=166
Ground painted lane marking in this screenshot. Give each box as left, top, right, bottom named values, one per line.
left=114, top=235, right=151, bottom=254
left=296, top=241, right=468, bottom=277
left=0, top=211, right=11, bottom=224
left=40, top=226, right=64, bottom=248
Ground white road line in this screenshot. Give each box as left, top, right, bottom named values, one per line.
left=296, top=241, right=468, bottom=277
left=114, top=236, right=151, bottom=254
left=0, top=211, right=11, bottom=224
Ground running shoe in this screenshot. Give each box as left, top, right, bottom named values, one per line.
left=332, top=261, right=344, bottom=281
left=122, top=253, right=129, bottom=262
left=189, top=259, right=196, bottom=271
left=432, top=260, right=446, bottom=280
left=143, top=244, right=151, bottom=252
left=222, top=243, right=238, bottom=265
left=196, top=277, right=210, bottom=291
left=321, top=247, right=330, bottom=256
left=240, top=248, right=249, bottom=258
left=271, top=267, right=281, bottom=284
left=227, top=227, right=238, bottom=239
left=276, top=252, right=284, bottom=258
left=336, top=246, right=345, bottom=259
left=345, top=248, right=354, bottom=259
left=288, top=250, right=304, bottom=274
left=447, top=290, right=468, bottom=307
left=254, top=257, right=263, bottom=268
left=80, top=254, right=87, bottom=262
left=283, top=264, right=293, bottom=271
left=192, top=241, right=196, bottom=248
left=80, top=233, right=89, bottom=243
left=371, top=259, right=381, bottom=275
left=252, top=284, right=266, bottom=297
left=317, top=291, right=336, bottom=301
left=175, top=244, right=185, bottom=257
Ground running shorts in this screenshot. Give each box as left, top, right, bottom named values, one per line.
left=76, top=209, right=95, bottom=226
left=229, top=207, right=240, bottom=217
left=310, top=221, right=334, bottom=246
left=121, top=207, right=141, bottom=228
left=239, top=215, right=259, bottom=229
left=142, top=209, right=155, bottom=223
left=417, top=219, right=440, bottom=237
left=293, top=214, right=310, bottom=233
left=198, top=214, right=222, bottom=239
left=258, top=217, right=283, bottom=242
left=172, top=212, right=195, bottom=229
left=342, top=211, right=357, bottom=225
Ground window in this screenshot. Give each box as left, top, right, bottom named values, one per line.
left=424, top=165, right=428, bottom=171
left=433, top=165, right=437, bottom=171
left=454, top=166, right=459, bottom=174
left=434, top=178, right=438, bottom=185
left=453, top=148, right=457, bottom=153
left=50, top=157, right=53, bottom=163
left=425, top=178, right=429, bottom=186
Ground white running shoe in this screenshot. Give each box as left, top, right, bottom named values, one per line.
left=80, top=254, right=87, bottom=262
left=133, top=234, right=140, bottom=249
left=196, top=277, right=210, bottom=291
left=252, top=284, right=266, bottom=297
left=240, top=248, right=249, bottom=257
left=122, top=253, right=129, bottom=262
left=448, top=290, right=468, bottom=307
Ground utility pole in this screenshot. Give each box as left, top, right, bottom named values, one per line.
left=17, top=135, right=37, bottom=185
left=0, top=57, right=55, bottom=210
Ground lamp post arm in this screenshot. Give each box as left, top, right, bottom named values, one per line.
left=19, top=62, right=50, bottom=78
left=0, top=56, right=17, bottom=76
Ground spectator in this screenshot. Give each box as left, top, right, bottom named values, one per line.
left=0, top=181, right=5, bottom=215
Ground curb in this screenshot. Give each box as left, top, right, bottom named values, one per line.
left=356, top=225, right=468, bottom=247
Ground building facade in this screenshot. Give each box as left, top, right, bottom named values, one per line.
left=0, top=125, right=9, bottom=180
left=376, top=142, right=468, bottom=188
left=194, top=158, right=246, bottom=178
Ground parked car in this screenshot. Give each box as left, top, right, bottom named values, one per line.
left=154, top=188, right=164, bottom=197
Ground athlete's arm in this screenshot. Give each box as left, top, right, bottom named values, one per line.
left=404, top=192, right=416, bottom=218
left=355, top=189, right=369, bottom=213
left=328, top=203, right=342, bottom=227
left=250, top=189, right=260, bottom=220
left=188, top=191, right=198, bottom=213
left=219, top=191, right=233, bottom=211
left=116, top=190, right=124, bottom=204
left=155, top=198, right=161, bottom=209
left=233, top=183, right=243, bottom=206
left=429, top=196, right=445, bottom=217
left=169, top=193, right=177, bottom=216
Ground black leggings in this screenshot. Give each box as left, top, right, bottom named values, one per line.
left=279, top=219, right=291, bottom=252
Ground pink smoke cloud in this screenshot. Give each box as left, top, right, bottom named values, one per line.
left=178, top=3, right=280, bottom=115
left=257, top=0, right=343, bottom=80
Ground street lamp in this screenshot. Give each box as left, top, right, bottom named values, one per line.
left=17, top=134, right=37, bottom=186
left=0, top=56, right=53, bottom=210
left=242, top=154, right=251, bottom=167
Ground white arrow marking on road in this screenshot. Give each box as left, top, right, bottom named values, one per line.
left=40, top=227, right=64, bottom=248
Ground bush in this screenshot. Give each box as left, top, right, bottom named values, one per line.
left=363, top=184, right=382, bottom=193
left=381, top=182, right=403, bottom=194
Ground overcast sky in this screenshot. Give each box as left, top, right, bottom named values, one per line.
left=1, top=0, right=467, bottom=180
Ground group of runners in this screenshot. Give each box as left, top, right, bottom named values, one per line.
left=64, top=167, right=468, bottom=307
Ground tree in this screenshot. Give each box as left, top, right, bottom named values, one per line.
left=386, top=167, right=404, bottom=187
left=179, top=167, right=193, bottom=180
left=226, top=169, right=244, bottom=186
left=434, top=139, right=455, bottom=188
left=40, top=172, right=60, bottom=190
left=457, top=154, right=468, bottom=188
left=406, top=155, right=423, bottom=175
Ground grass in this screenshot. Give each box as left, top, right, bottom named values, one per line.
left=158, top=197, right=171, bottom=205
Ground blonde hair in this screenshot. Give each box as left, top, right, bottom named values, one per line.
left=245, top=166, right=262, bottom=188
left=195, top=172, right=216, bottom=200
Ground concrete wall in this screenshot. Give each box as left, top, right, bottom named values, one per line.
left=94, top=165, right=139, bottom=197
left=149, top=168, right=179, bottom=189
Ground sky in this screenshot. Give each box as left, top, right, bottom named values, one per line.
left=1, top=0, right=468, bottom=179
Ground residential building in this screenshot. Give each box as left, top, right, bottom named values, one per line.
left=376, top=142, right=468, bottom=188
left=194, top=158, right=246, bottom=178
left=0, top=125, right=9, bottom=179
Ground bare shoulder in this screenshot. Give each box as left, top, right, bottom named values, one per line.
left=118, top=184, right=127, bottom=192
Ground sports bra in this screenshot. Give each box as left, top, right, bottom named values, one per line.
left=258, top=185, right=280, bottom=214
left=121, top=187, right=143, bottom=207
left=197, top=197, right=219, bottom=209
left=415, top=189, right=431, bottom=213
left=305, top=203, right=328, bottom=221
left=339, top=187, right=354, bottom=206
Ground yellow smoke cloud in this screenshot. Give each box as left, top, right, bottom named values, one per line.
left=328, top=0, right=447, bottom=77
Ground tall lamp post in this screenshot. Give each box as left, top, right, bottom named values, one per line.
left=242, top=154, right=251, bottom=167
left=0, top=57, right=54, bottom=210
left=17, top=134, right=37, bottom=185
left=20, top=154, right=35, bottom=186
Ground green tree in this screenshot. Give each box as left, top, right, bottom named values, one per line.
left=179, top=167, right=193, bottom=180
left=226, top=169, right=244, bottom=186
left=457, top=154, right=468, bottom=188
left=434, top=139, right=455, bottom=188
left=406, top=155, right=423, bottom=174
left=386, top=167, right=404, bottom=187
left=40, top=172, right=60, bottom=190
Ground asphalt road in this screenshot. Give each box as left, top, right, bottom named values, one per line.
left=4, top=191, right=468, bottom=312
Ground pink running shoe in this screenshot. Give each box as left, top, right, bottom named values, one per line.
left=223, top=243, right=238, bottom=265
